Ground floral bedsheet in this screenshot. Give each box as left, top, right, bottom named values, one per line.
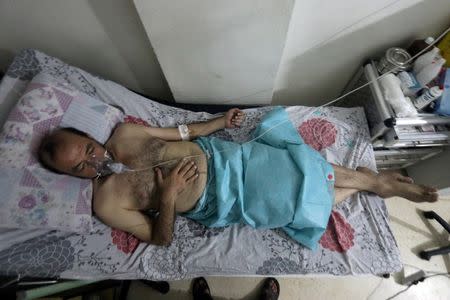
left=0, top=49, right=402, bottom=280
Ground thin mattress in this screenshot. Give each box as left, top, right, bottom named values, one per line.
left=0, top=49, right=402, bottom=280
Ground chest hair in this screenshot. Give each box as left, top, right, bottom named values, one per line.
left=113, top=137, right=168, bottom=210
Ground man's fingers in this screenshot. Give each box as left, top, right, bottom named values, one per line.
left=232, top=112, right=245, bottom=125
left=174, top=159, right=188, bottom=173
left=186, top=172, right=199, bottom=183
left=175, top=158, right=193, bottom=173
left=231, top=117, right=244, bottom=126
left=184, top=166, right=197, bottom=179
left=179, top=160, right=196, bottom=176
left=181, top=165, right=196, bottom=178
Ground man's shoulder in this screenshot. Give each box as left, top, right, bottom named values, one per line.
left=108, top=123, right=149, bottom=142
left=110, top=123, right=133, bottom=138
left=92, top=176, right=124, bottom=212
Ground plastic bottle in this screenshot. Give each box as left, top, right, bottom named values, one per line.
left=407, top=37, right=435, bottom=57
left=413, top=47, right=441, bottom=74
left=434, top=68, right=450, bottom=116
left=412, top=86, right=443, bottom=110
left=416, top=58, right=446, bottom=87
left=380, top=74, right=418, bottom=117
left=397, top=71, right=422, bottom=97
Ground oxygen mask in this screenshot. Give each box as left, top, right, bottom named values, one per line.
left=88, top=150, right=130, bottom=177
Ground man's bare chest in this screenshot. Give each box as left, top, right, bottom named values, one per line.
left=98, top=128, right=207, bottom=213
left=106, top=137, right=167, bottom=210
left=113, top=171, right=157, bottom=210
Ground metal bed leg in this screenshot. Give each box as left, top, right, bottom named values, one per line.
left=117, top=280, right=170, bottom=300
left=140, top=280, right=170, bottom=294
left=423, top=211, right=450, bottom=233
left=419, top=245, right=450, bottom=261
left=419, top=211, right=450, bottom=260
left=118, top=280, right=131, bottom=300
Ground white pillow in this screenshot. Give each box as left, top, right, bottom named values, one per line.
left=0, top=73, right=123, bottom=233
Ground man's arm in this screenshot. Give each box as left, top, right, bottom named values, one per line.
left=135, top=108, right=245, bottom=141
left=94, top=192, right=176, bottom=246
left=94, top=159, right=198, bottom=246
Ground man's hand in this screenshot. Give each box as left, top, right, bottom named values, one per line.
left=224, top=108, right=245, bottom=128
left=155, top=159, right=198, bottom=197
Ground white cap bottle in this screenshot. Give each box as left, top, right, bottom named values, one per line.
left=415, top=58, right=446, bottom=87
left=413, top=47, right=441, bottom=74
left=424, top=37, right=435, bottom=44
left=412, top=86, right=443, bottom=110
left=380, top=74, right=418, bottom=117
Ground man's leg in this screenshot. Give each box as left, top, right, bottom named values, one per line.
left=332, top=165, right=438, bottom=203
left=334, top=187, right=359, bottom=204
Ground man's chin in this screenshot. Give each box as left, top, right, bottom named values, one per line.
left=70, top=173, right=97, bottom=179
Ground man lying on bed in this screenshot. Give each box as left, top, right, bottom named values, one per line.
left=38, top=107, right=439, bottom=249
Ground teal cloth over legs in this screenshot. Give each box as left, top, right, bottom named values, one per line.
left=183, top=107, right=335, bottom=250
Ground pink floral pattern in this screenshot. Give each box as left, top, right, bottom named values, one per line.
left=124, top=115, right=150, bottom=127
left=319, top=211, right=355, bottom=253
left=298, top=118, right=337, bottom=151
left=18, top=195, right=36, bottom=209
left=111, top=228, right=140, bottom=254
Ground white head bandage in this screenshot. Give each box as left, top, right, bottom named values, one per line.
left=178, top=124, right=190, bottom=141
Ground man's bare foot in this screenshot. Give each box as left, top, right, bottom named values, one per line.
left=356, top=166, right=414, bottom=183
left=356, top=166, right=438, bottom=203
left=393, top=183, right=439, bottom=203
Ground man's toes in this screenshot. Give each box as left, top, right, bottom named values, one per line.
left=405, top=177, right=414, bottom=183
left=395, top=175, right=414, bottom=184
left=426, top=193, right=439, bottom=202
left=422, top=185, right=438, bottom=193
left=421, top=186, right=439, bottom=202
left=431, top=194, right=438, bottom=202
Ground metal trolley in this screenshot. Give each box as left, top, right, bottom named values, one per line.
left=339, top=60, right=450, bottom=170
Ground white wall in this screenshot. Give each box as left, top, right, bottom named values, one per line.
left=273, top=0, right=450, bottom=106
left=0, top=0, right=172, bottom=100
left=134, top=0, right=294, bottom=105
left=1, top=0, right=448, bottom=108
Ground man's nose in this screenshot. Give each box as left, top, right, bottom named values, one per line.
left=85, top=160, right=97, bottom=169
left=85, top=155, right=102, bottom=170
